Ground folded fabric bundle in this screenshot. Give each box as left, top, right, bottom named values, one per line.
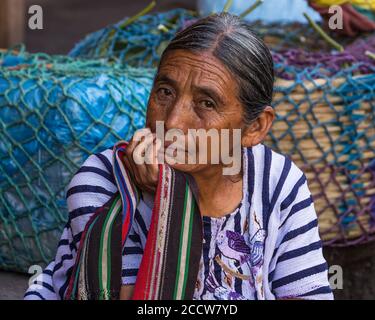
left=309, top=0, right=375, bottom=36
left=65, top=141, right=203, bottom=299
left=312, top=0, right=375, bottom=11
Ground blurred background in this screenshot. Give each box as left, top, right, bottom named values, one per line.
left=2, top=0, right=323, bottom=53
left=1, top=0, right=195, bottom=53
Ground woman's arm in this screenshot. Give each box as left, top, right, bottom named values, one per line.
left=269, top=169, right=333, bottom=300
left=24, top=148, right=117, bottom=300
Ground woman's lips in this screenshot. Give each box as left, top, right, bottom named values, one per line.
left=163, top=141, right=188, bottom=153
left=162, top=146, right=187, bottom=155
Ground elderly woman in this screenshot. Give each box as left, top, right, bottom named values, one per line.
left=25, top=13, right=333, bottom=300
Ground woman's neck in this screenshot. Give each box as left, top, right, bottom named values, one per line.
left=191, top=164, right=243, bottom=218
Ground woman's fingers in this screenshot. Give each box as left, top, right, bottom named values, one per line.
left=122, top=130, right=149, bottom=188
left=144, top=137, right=161, bottom=182
left=125, top=128, right=152, bottom=160
left=122, top=129, right=160, bottom=193
left=133, top=132, right=155, bottom=165
left=141, top=134, right=161, bottom=191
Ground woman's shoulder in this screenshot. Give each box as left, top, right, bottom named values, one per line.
left=66, top=147, right=153, bottom=229
left=80, top=147, right=115, bottom=174
left=66, top=147, right=117, bottom=197
left=249, top=143, right=309, bottom=207
left=65, top=148, right=118, bottom=232
left=251, top=143, right=305, bottom=179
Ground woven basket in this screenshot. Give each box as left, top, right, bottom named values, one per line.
left=266, top=73, right=375, bottom=246
left=0, top=48, right=154, bottom=271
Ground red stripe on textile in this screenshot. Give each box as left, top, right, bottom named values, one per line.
left=116, top=142, right=137, bottom=198
left=116, top=142, right=137, bottom=246
left=132, top=164, right=164, bottom=300
left=121, top=198, right=131, bottom=245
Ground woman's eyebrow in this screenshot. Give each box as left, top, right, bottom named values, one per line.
left=154, top=74, right=178, bottom=87
left=194, top=85, right=224, bottom=104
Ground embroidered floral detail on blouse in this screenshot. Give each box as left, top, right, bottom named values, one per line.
left=205, top=269, right=247, bottom=300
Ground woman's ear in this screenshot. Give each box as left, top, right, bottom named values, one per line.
left=241, top=106, right=275, bottom=147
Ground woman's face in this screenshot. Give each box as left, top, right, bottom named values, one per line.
left=145, top=49, right=249, bottom=174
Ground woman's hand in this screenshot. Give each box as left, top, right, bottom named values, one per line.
left=120, top=284, right=134, bottom=300
left=122, top=128, right=161, bottom=193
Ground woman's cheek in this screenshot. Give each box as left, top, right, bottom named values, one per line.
left=146, top=100, right=167, bottom=127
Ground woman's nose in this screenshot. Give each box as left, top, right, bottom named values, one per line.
left=164, top=97, right=194, bottom=133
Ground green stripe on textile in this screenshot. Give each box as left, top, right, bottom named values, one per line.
left=173, top=183, right=194, bottom=299
left=98, top=195, right=121, bottom=299
left=181, top=195, right=195, bottom=299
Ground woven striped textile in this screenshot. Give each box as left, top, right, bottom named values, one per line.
left=65, top=141, right=203, bottom=300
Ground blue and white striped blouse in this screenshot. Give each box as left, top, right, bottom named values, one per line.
left=24, top=143, right=333, bottom=300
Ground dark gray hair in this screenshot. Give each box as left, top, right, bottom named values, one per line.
left=159, top=12, right=274, bottom=124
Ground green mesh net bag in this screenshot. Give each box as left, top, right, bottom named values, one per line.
left=0, top=47, right=155, bottom=272
left=69, top=8, right=198, bottom=68
left=68, top=5, right=354, bottom=67
left=267, top=51, right=375, bottom=246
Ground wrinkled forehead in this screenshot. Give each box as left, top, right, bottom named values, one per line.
left=156, top=49, right=235, bottom=91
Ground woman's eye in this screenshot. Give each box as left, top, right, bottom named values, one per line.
left=156, top=87, right=173, bottom=99
left=200, top=100, right=215, bottom=109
